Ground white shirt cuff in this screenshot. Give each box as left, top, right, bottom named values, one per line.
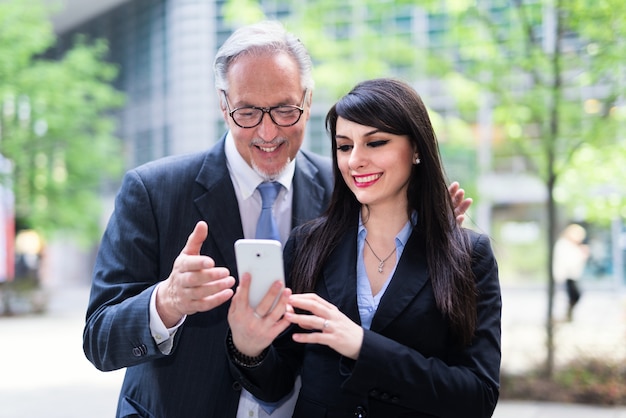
left=149, top=282, right=186, bottom=354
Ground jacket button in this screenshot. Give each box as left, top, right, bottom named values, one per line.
left=368, top=389, right=379, bottom=397
left=232, top=381, right=242, bottom=391
left=132, top=344, right=147, bottom=357
left=354, top=406, right=367, bottom=417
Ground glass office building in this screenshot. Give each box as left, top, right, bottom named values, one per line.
left=49, top=0, right=462, bottom=168
left=51, top=0, right=339, bottom=169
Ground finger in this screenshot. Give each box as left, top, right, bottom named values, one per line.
left=181, top=273, right=235, bottom=305
left=289, top=293, right=334, bottom=314
left=179, top=265, right=231, bottom=291
left=254, top=280, right=286, bottom=317
left=454, top=197, right=472, bottom=225
left=285, top=311, right=322, bottom=330
left=458, top=197, right=473, bottom=215
left=448, top=181, right=460, bottom=198
left=198, top=274, right=236, bottom=297
left=198, top=286, right=235, bottom=312
left=453, top=191, right=463, bottom=207
left=452, top=188, right=464, bottom=207
left=181, top=255, right=218, bottom=273
left=265, top=287, right=292, bottom=321
left=182, top=221, right=209, bottom=256
left=232, top=272, right=252, bottom=307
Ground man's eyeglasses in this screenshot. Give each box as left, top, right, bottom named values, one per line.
left=222, top=89, right=308, bottom=128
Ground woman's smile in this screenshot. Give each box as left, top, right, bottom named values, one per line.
left=353, top=173, right=382, bottom=187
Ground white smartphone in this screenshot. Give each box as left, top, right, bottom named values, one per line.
left=234, top=239, right=285, bottom=309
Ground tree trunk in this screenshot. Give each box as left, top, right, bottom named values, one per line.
left=545, top=174, right=557, bottom=378
left=544, top=1, right=563, bottom=380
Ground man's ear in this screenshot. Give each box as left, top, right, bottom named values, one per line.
left=304, top=90, right=313, bottom=121
left=218, top=91, right=229, bottom=123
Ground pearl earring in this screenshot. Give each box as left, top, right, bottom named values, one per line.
left=414, top=157, right=421, bottom=165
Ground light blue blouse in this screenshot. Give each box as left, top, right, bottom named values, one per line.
left=356, top=214, right=415, bottom=329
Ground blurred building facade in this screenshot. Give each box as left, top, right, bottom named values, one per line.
left=46, top=0, right=625, bottom=288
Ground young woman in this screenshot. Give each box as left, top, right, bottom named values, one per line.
left=227, top=78, right=501, bottom=418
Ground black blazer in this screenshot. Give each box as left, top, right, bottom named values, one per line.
left=83, top=135, right=333, bottom=418
left=232, top=225, right=501, bottom=418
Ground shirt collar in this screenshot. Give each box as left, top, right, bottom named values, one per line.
left=224, top=131, right=295, bottom=199
left=358, top=211, right=417, bottom=246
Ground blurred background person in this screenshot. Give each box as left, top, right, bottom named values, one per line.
left=553, top=223, right=590, bottom=322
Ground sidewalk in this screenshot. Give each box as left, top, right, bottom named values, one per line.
left=0, top=284, right=624, bottom=417
left=495, top=400, right=626, bottom=417
left=495, top=283, right=626, bottom=417
left=499, top=283, right=626, bottom=374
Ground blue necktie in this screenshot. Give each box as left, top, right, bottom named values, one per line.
left=254, top=182, right=283, bottom=414
left=255, top=182, right=281, bottom=241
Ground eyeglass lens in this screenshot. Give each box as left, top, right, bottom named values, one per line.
left=233, top=106, right=302, bottom=128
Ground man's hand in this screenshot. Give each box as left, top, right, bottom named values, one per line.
left=449, top=181, right=472, bottom=225
left=228, top=273, right=292, bottom=357
left=156, top=221, right=236, bottom=327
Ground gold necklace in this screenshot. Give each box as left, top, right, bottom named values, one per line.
left=364, top=238, right=396, bottom=273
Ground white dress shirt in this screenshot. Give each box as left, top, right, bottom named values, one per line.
left=225, top=132, right=300, bottom=417
left=224, top=131, right=294, bottom=245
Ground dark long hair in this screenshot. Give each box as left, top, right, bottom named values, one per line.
left=291, top=78, right=477, bottom=345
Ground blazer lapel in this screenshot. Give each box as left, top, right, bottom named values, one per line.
left=321, top=227, right=361, bottom=324
left=192, top=145, right=327, bottom=275
left=370, top=230, right=430, bottom=332
left=193, top=138, right=243, bottom=273
left=291, top=152, right=327, bottom=228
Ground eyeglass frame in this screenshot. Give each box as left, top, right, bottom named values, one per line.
left=221, top=89, right=308, bottom=128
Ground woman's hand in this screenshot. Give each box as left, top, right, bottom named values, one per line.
left=449, top=181, right=472, bottom=225
left=227, top=273, right=292, bottom=357
left=285, top=293, right=364, bottom=360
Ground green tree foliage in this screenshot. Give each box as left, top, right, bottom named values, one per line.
left=224, top=0, right=433, bottom=99
left=287, top=0, right=434, bottom=99
left=220, top=0, right=624, bottom=221
left=435, top=0, right=626, bottom=376
left=441, top=0, right=626, bottom=223
left=556, top=1, right=626, bottom=223
left=0, top=0, right=124, bottom=245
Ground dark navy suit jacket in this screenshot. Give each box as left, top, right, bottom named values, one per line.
left=231, top=224, right=501, bottom=418
left=83, top=136, right=333, bottom=418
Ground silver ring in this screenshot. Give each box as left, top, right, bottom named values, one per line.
left=253, top=311, right=263, bottom=320
left=323, top=319, right=329, bottom=329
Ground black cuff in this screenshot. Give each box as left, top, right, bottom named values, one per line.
left=227, top=329, right=269, bottom=368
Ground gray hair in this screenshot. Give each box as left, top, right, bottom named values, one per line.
left=214, top=20, right=315, bottom=95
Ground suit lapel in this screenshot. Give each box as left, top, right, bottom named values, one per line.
left=370, top=230, right=430, bottom=332
left=193, top=139, right=243, bottom=273
left=321, top=227, right=361, bottom=324
left=192, top=141, right=328, bottom=276
left=291, top=153, right=327, bottom=228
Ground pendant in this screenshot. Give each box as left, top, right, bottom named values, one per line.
left=378, top=261, right=384, bottom=273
